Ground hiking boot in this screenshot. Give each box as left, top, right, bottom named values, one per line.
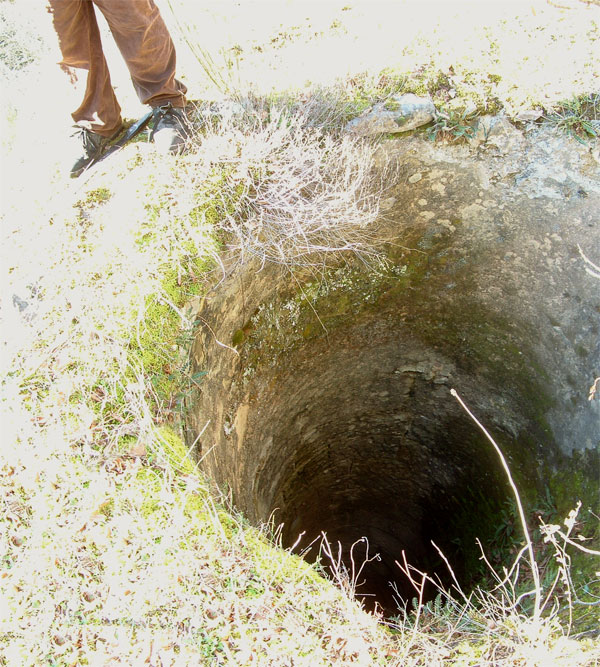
left=151, top=103, right=190, bottom=154
left=69, top=126, right=123, bottom=178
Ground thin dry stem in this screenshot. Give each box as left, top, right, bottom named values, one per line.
left=450, top=389, right=542, bottom=620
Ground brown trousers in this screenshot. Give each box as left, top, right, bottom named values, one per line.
left=47, top=0, right=187, bottom=136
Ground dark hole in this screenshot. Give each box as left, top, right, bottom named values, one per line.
left=246, top=341, right=510, bottom=617
left=272, top=412, right=507, bottom=616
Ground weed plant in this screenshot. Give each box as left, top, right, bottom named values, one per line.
left=545, top=94, right=600, bottom=145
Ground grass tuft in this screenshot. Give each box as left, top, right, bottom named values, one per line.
left=544, top=93, right=600, bottom=145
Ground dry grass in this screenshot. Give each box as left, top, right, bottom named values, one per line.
left=2, top=1, right=600, bottom=665
left=191, top=103, right=390, bottom=267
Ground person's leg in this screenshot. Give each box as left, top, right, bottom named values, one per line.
left=92, top=0, right=187, bottom=109
left=92, top=0, right=189, bottom=153
left=47, top=0, right=123, bottom=136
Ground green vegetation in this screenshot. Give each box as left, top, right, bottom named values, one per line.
left=2, top=1, right=599, bottom=665
left=426, top=106, right=479, bottom=143
left=544, top=93, right=599, bottom=144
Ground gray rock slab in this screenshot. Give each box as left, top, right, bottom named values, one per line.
left=345, top=93, right=435, bottom=137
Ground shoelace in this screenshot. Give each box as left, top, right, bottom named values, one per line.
left=71, top=127, right=95, bottom=153
left=154, top=103, right=175, bottom=122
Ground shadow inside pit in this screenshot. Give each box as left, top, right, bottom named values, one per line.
left=275, top=414, right=511, bottom=618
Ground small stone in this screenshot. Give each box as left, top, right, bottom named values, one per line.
left=515, top=109, right=543, bottom=122
left=12, top=294, right=28, bottom=312
left=380, top=197, right=397, bottom=211
left=408, top=173, right=422, bottom=183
